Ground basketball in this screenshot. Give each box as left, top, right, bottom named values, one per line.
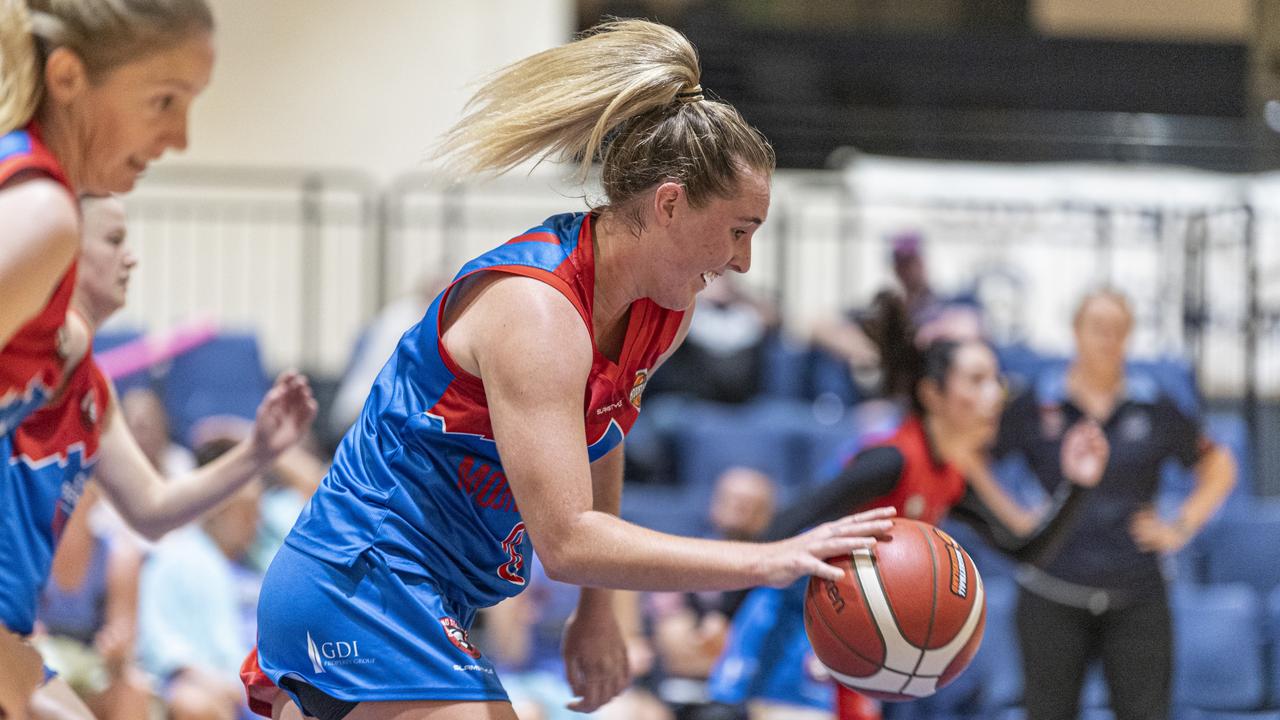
left=803, top=517, right=986, bottom=701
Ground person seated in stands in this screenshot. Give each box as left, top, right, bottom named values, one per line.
left=136, top=438, right=267, bottom=720
left=647, top=467, right=778, bottom=720
left=644, top=274, right=780, bottom=405
left=810, top=231, right=984, bottom=397
left=33, top=484, right=154, bottom=720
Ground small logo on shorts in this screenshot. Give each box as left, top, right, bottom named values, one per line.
left=305, top=633, right=369, bottom=672
left=306, top=632, right=326, bottom=674
left=440, top=616, right=481, bottom=659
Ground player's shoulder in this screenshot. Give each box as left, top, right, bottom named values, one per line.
left=0, top=176, right=78, bottom=245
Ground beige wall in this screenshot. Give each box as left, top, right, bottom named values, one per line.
left=180, top=1, right=574, bottom=180
left=1032, top=0, right=1250, bottom=41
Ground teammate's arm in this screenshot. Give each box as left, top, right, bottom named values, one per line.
left=0, top=179, right=79, bottom=349
left=91, top=371, right=317, bottom=540
left=461, top=275, right=893, bottom=593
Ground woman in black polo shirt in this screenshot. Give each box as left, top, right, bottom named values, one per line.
left=993, top=288, right=1236, bottom=720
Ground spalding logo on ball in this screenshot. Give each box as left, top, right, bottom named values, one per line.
left=803, top=517, right=986, bottom=701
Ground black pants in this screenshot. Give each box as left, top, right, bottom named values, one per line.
left=1015, top=585, right=1171, bottom=720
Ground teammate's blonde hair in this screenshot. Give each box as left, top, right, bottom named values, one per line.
left=436, top=19, right=775, bottom=212
left=0, top=0, right=214, bottom=135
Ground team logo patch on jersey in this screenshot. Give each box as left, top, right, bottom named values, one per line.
left=440, top=616, right=481, bottom=659
left=629, top=369, right=649, bottom=409
left=904, top=493, right=926, bottom=519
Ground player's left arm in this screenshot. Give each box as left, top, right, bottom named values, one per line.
left=562, top=443, right=631, bottom=712
left=1132, top=399, right=1236, bottom=553
left=92, top=371, right=317, bottom=541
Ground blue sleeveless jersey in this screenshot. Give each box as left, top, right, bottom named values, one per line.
left=283, top=213, right=685, bottom=608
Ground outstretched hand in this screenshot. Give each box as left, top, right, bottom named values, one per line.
left=249, top=371, right=318, bottom=463
left=1061, top=420, right=1109, bottom=488
left=759, top=506, right=896, bottom=588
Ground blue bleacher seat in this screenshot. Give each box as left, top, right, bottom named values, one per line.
left=1264, top=586, right=1280, bottom=710
left=1198, top=503, right=1280, bottom=594
left=759, top=332, right=809, bottom=399
left=161, top=332, right=271, bottom=445
left=974, top=577, right=1022, bottom=714
left=1171, top=583, right=1266, bottom=712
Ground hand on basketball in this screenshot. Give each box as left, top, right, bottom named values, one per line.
left=763, top=506, right=896, bottom=587
left=1130, top=507, right=1192, bottom=554
left=1060, top=420, right=1109, bottom=488
left=562, top=606, right=630, bottom=713
left=249, top=371, right=318, bottom=463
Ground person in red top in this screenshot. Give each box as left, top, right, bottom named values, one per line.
left=706, top=292, right=1110, bottom=720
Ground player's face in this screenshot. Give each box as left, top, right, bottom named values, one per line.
left=70, top=33, right=215, bottom=194
left=938, top=342, right=1005, bottom=447
left=655, top=165, right=770, bottom=310
left=78, top=197, right=136, bottom=316
left=1074, top=296, right=1130, bottom=373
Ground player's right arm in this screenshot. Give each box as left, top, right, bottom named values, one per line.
left=0, top=178, right=79, bottom=349
left=447, top=274, right=894, bottom=592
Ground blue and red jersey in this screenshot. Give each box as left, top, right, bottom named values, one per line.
left=0, top=124, right=110, bottom=635
left=0, top=354, right=110, bottom=634
left=0, top=124, right=77, bottom=437
left=284, top=212, right=685, bottom=608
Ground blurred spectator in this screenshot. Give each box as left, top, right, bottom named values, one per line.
left=810, top=231, right=984, bottom=396
left=33, top=484, right=154, bottom=720
left=645, top=275, right=779, bottom=404
left=120, top=387, right=195, bottom=477
left=136, top=438, right=264, bottom=720
left=991, top=288, right=1236, bottom=720
left=648, top=468, right=777, bottom=720
left=328, top=274, right=446, bottom=438
left=481, top=556, right=670, bottom=720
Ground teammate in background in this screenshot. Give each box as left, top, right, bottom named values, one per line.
left=706, top=292, right=1109, bottom=720
left=242, top=19, right=893, bottom=720
left=993, top=288, right=1236, bottom=720
left=7, top=194, right=316, bottom=720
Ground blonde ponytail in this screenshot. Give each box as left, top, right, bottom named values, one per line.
left=436, top=19, right=774, bottom=209
left=0, top=0, right=42, bottom=135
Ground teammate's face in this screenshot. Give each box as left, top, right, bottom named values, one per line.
left=653, top=166, right=770, bottom=310
left=63, top=33, right=215, bottom=194
left=933, top=342, right=1004, bottom=448
left=1074, top=295, right=1131, bottom=374
left=78, top=197, right=136, bottom=317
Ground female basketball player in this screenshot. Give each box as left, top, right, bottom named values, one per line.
left=0, top=0, right=214, bottom=349
left=706, top=291, right=1110, bottom=720
left=13, top=195, right=317, bottom=720
left=0, top=2, right=217, bottom=713
left=996, top=288, right=1235, bottom=720
left=242, top=19, right=895, bottom=720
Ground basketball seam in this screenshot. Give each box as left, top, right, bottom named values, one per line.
left=862, top=539, right=917, bottom=696
left=850, top=551, right=893, bottom=670
left=805, top=587, right=884, bottom=671
left=915, top=522, right=939, bottom=676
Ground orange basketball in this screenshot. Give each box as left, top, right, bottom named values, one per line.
left=803, top=517, right=986, bottom=701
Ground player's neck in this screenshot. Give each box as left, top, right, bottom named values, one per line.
left=591, top=212, right=645, bottom=334
left=35, top=110, right=85, bottom=191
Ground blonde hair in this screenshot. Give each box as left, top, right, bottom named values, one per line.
left=436, top=19, right=775, bottom=212
left=1074, top=287, right=1134, bottom=329
left=0, top=0, right=214, bottom=135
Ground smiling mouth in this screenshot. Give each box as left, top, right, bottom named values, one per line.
left=127, top=158, right=148, bottom=174
left=701, top=271, right=720, bottom=287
